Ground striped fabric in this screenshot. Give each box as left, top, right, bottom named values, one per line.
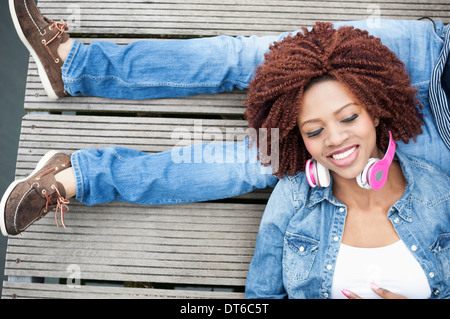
left=429, top=24, right=450, bottom=150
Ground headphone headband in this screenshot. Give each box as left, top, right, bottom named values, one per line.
left=383, top=131, right=396, bottom=166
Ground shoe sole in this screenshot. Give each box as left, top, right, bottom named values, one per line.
left=0, top=150, right=61, bottom=236
left=9, top=0, right=59, bottom=101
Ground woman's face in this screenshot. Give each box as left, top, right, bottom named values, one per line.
left=298, top=79, right=382, bottom=180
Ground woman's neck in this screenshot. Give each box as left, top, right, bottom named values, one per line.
left=331, top=160, right=406, bottom=210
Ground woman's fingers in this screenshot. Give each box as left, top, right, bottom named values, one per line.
left=370, top=283, right=408, bottom=299
left=342, top=283, right=408, bottom=299
left=341, top=289, right=363, bottom=299
left=341, top=283, right=407, bottom=299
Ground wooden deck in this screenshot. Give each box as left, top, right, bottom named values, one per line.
left=3, top=0, right=450, bottom=299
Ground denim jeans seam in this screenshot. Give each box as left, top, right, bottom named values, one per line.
left=61, top=41, right=81, bottom=96
left=110, top=148, right=130, bottom=162
left=62, top=73, right=246, bottom=89
left=71, top=152, right=85, bottom=203
left=146, top=198, right=197, bottom=205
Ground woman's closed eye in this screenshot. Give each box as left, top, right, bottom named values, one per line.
left=341, top=114, right=358, bottom=123
left=306, top=128, right=323, bottom=138
left=306, top=114, right=358, bottom=138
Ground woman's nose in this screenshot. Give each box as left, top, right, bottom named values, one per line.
left=325, top=126, right=349, bottom=147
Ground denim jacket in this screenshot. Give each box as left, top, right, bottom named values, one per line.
left=245, top=151, right=450, bottom=299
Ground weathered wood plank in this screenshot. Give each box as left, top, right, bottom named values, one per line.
left=37, top=0, right=450, bottom=37
left=16, top=113, right=251, bottom=169
left=2, top=281, right=244, bottom=299
left=5, top=200, right=264, bottom=285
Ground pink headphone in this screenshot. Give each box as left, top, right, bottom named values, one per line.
left=305, top=131, right=396, bottom=190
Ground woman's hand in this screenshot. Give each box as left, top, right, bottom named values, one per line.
left=342, top=283, right=408, bottom=299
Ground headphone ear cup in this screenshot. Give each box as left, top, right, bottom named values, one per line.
left=367, top=159, right=390, bottom=191
left=357, top=130, right=396, bottom=190
left=356, top=158, right=379, bottom=190
left=305, top=159, right=331, bottom=188
left=315, top=161, right=331, bottom=188
left=305, top=158, right=317, bottom=188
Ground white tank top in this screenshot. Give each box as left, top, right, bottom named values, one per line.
left=331, top=240, right=431, bottom=299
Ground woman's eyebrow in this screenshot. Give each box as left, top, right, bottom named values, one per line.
left=299, top=103, right=357, bottom=128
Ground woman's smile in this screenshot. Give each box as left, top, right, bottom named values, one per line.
left=327, top=145, right=360, bottom=167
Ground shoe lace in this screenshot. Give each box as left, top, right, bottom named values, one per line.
left=44, top=19, right=69, bottom=63
left=43, top=184, right=70, bottom=228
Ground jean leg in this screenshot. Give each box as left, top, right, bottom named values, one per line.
left=62, top=35, right=278, bottom=99
left=71, top=140, right=278, bottom=206
left=62, top=20, right=440, bottom=100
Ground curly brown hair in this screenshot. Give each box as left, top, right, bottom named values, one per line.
left=244, top=22, right=423, bottom=178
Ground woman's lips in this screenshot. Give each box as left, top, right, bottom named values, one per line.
left=327, top=145, right=360, bottom=167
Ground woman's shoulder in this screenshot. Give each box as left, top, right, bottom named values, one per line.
left=274, top=171, right=312, bottom=205
left=398, top=150, right=449, bottom=181
left=397, top=151, right=450, bottom=205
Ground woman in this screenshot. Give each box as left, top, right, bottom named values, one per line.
left=3, top=0, right=449, bottom=298
left=244, top=22, right=449, bottom=299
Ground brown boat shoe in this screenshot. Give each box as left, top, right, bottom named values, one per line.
left=0, top=151, right=72, bottom=236
left=9, top=0, right=71, bottom=100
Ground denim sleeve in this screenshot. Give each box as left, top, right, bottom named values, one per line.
left=245, top=177, right=297, bottom=299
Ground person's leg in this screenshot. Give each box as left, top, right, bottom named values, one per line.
left=57, top=37, right=74, bottom=62
left=0, top=140, right=278, bottom=236
left=54, top=164, right=76, bottom=198
left=61, top=35, right=277, bottom=99
left=61, top=20, right=444, bottom=100
left=71, top=140, right=278, bottom=206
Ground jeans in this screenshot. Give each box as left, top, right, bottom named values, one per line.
left=71, top=139, right=276, bottom=205
left=62, top=19, right=450, bottom=206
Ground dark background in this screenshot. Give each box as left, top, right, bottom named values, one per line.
left=0, top=0, right=30, bottom=295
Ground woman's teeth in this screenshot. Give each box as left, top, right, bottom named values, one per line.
left=331, top=146, right=357, bottom=160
